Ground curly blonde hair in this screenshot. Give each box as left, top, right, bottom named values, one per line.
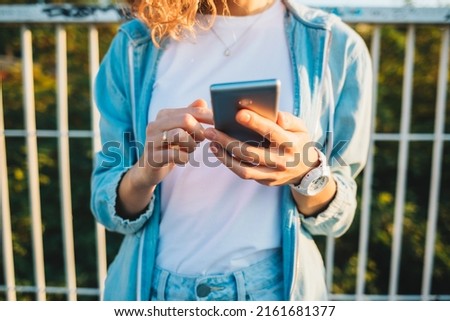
left=126, top=0, right=229, bottom=46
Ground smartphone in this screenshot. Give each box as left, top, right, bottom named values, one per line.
left=210, top=79, right=280, bottom=147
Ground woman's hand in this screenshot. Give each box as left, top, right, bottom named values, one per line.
left=204, top=109, right=319, bottom=186
left=118, top=99, right=213, bottom=217
left=135, top=99, right=213, bottom=187
left=204, top=109, right=337, bottom=215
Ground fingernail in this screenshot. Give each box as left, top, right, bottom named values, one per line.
left=238, top=112, right=251, bottom=123
left=204, top=128, right=216, bottom=140
left=210, top=142, right=218, bottom=153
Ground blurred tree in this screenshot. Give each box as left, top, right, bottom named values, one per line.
left=327, top=23, right=450, bottom=297
left=0, top=0, right=121, bottom=300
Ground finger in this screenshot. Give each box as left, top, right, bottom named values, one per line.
left=148, top=113, right=208, bottom=142
left=276, top=111, right=308, bottom=132
left=235, top=109, right=291, bottom=145
left=164, top=128, right=198, bottom=152
left=209, top=142, right=276, bottom=182
left=188, top=98, right=208, bottom=108
left=204, top=127, right=282, bottom=169
left=156, top=99, right=214, bottom=125
left=166, top=148, right=191, bottom=165
left=187, top=99, right=214, bottom=126
left=147, top=149, right=191, bottom=167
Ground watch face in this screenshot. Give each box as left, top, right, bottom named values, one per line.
left=308, top=176, right=329, bottom=194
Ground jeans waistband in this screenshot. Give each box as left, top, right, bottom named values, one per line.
left=151, top=250, right=283, bottom=301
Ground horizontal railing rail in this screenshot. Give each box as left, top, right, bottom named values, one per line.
left=0, top=4, right=449, bottom=24
left=1, top=4, right=449, bottom=301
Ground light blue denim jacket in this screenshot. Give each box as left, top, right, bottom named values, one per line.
left=91, top=0, right=372, bottom=301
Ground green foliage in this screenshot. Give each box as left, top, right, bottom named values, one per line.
left=326, top=24, right=450, bottom=297
left=1, top=18, right=120, bottom=300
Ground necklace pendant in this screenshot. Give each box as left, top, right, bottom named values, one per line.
left=224, top=49, right=231, bottom=56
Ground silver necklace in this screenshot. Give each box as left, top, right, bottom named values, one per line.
left=210, top=1, right=271, bottom=57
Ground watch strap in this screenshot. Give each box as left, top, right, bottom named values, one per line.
left=289, top=148, right=330, bottom=196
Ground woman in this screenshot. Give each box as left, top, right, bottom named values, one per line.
left=91, top=0, right=372, bottom=300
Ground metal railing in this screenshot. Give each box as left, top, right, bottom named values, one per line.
left=0, top=4, right=449, bottom=301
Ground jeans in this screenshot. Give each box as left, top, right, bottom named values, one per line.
left=150, top=250, right=283, bottom=301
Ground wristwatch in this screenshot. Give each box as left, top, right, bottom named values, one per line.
left=289, top=148, right=331, bottom=196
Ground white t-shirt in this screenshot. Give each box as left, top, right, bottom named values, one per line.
left=148, top=0, right=294, bottom=275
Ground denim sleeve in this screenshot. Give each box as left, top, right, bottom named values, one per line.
left=298, top=170, right=357, bottom=237
left=299, top=33, right=373, bottom=237
left=90, top=30, right=155, bottom=235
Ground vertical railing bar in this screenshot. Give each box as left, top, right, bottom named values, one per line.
left=421, top=26, right=449, bottom=300
left=356, top=24, right=382, bottom=300
left=0, top=74, right=17, bottom=301
left=56, top=24, right=77, bottom=301
left=325, top=235, right=335, bottom=296
left=389, top=24, right=415, bottom=299
left=21, top=25, right=46, bottom=301
left=89, top=24, right=107, bottom=300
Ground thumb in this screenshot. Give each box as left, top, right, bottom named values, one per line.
left=276, top=111, right=307, bottom=132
